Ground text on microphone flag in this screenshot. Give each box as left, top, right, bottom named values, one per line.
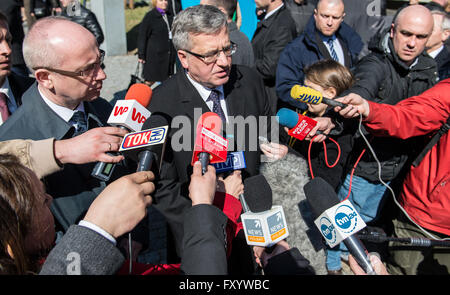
left=120, top=127, right=168, bottom=150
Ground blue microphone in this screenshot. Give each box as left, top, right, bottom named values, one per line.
left=276, top=108, right=300, bottom=129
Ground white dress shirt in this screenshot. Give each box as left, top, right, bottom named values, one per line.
left=185, top=71, right=229, bottom=122
left=38, top=85, right=85, bottom=125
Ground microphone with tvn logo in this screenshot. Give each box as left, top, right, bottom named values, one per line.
left=191, top=112, right=228, bottom=174
left=303, top=177, right=376, bottom=275
left=119, top=112, right=169, bottom=173
left=276, top=108, right=319, bottom=141
left=91, top=83, right=152, bottom=181
left=240, top=175, right=289, bottom=248
left=290, top=85, right=348, bottom=109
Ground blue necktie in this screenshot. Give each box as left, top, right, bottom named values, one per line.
left=207, top=89, right=226, bottom=123
left=327, top=38, right=339, bottom=62
left=70, top=111, right=88, bottom=136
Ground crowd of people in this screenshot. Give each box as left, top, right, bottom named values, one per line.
left=0, top=0, right=449, bottom=277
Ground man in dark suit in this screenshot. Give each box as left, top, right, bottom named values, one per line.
left=426, top=9, right=450, bottom=81
left=276, top=0, right=363, bottom=111
left=148, top=5, right=283, bottom=272
left=252, top=0, right=297, bottom=113
left=0, top=11, right=34, bottom=126
left=0, top=17, right=132, bottom=242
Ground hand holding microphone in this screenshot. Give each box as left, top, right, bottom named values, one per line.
left=55, top=126, right=128, bottom=165
left=92, top=83, right=153, bottom=181
left=189, top=161, right=217, bottom=206
left=335, top=93, right=370, bottom=118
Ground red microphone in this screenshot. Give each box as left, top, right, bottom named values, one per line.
left=276, top=108, right=318, bottom=141
left=191, top=112, right=228, bottom=174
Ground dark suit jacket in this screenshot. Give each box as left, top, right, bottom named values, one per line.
left=181, top=204, right=228, bottom=275
left=435, top=45, right=450, bottom=81
left=39, top=225, right=125, bottom=275
left=0, top=84, right=128, bottom=232
left=8, top=72, right=35, bottom=108
left=251, top=5, right=297, bottom=113
left=148, top=65, right=273, bottom=255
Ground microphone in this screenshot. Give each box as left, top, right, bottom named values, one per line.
left=303, top=177, right=376, bottom=275
left=240, top=175, right=289, bottom=247
left=91, top=84, right=152, bottom=181
left=191, top=112, right=228, bottom=174
left=291, top=85, right=348, bottom=109
left=107, top=83, right=153, bottom=132
left=276, top=108, right=318, bottom=141
left=119, top=113, right=169, bottom=173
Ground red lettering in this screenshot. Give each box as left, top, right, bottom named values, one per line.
left=114, top=106, right=129, bottom=116
left=131, top=108, right=146, bottom=123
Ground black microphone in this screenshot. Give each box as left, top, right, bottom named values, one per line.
left=303, top=177, right=376, bottom=275
left=119, top=113, right=169, bottom=174
left=240, top=175, right=289, bottom=251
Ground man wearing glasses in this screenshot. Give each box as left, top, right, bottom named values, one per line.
left=148, top=5, right=278, bottom=273
left=0, top=17, right=135, bottom=246
left=276, top=0, right=363, bottom=112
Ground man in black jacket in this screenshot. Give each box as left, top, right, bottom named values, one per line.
left=58, top=0, right=104, bottom=45
left=252, top=0, right=297, bottom=114
left=148, top=5, right=283, bottom=273
left=325, top=4, right=438, bottom=274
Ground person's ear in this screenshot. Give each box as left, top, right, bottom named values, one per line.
left=390, top=23, right=395, bottom=39
left=177, top=50, right=189, bottom=70
left=442, top=29, right=450, bottom=43
left=34, top=70, right=54, bottom=90
left=324, top=87, right=337, bottom=99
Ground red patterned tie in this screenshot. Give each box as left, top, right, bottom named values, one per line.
left=0, top=93, right=10, bottom=123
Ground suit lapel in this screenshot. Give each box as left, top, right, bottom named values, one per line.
left=176, top=71, right=210, bottom=122
left=224, top=65, right=245, bottom=118
left=23, top=84, right=73, bottom=140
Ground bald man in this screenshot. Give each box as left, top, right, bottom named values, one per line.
left=0, top=17, right=133, bottom=237
left=276, top=0, right=363, bottom=111
left=323, top=5, right=438, bottom=274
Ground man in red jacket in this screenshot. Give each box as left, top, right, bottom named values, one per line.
left=336, top=79, right=450, bottom=275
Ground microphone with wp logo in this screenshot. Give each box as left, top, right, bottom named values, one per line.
left=91, top=83, right=152, bottom=181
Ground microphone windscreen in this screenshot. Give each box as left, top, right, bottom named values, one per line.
left=142, top=112, right=169, bottom=130
left=290, top=85, right=322, bottom=101
left=125, top=83, right=153, bottom=107
left=276, top=108, right=299, bottom=129
left=197, top=112, right=222, bottom=134
left=303, top=177, right=340, bottom=218
left=244, top=174, right=272, bottom=213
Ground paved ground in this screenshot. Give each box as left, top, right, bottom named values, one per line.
left=100, top=54, right=140, bottom=103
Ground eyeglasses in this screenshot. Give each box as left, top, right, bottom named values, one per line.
left=33, top=49, right=105, bottom=77
left=184, top=43, right=237, bottom=64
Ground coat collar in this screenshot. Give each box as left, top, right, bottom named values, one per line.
left=21, top=83, right=105, bottom=139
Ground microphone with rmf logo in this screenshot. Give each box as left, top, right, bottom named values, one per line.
left=303, top=177, right=376, bottom=275
left=290, top=85, right=348, bottom=109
